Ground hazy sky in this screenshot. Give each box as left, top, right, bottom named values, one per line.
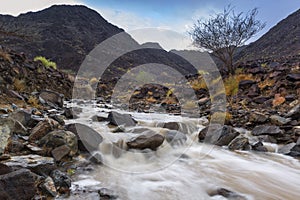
left=1, top=0, right=299, bottom=50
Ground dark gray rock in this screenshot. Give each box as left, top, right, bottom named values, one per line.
left=286, top=73, right=300, bottom=81
left=285, top=104, right=300, bottom=119
left=208, top=188, right=247, bottom=200
left=270, top=115, right=291, bottom=125
left=278, top=143, right=296, bottom=155
left=127, top=131, right=164, bottom=150
left=39, top=90, right=64, bottom=108
left=0, top=169, right=37, bottom=200
left=89, top=152, right=103, bottom=165
left=0, top=163, right=11, bottom=175
left=108, top=111, right=137, bottom=127
left=50, top=170, right=71, bottom=194
left=51, top=145, right=71, bottom=161
left=252, top=141, right=268, bottom=152
left=228, top=136, right=250, bottom=151
left=2, top=154, right=55, bottom=176
left=11, top=110, right=31, bottom=127
left=98, top=188, right=118, bottom=199
left=252, top=125, right=282, bottom=136
left=199, top=124, right=240, bottom=146
left=163, top=122, right=180, bottom=131
left=65, top=123, right=103, bottom=153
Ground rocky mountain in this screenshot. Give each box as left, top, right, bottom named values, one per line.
left=237, top=8, right=300, bottom=61
left=0, top=5, right=124, bottom=71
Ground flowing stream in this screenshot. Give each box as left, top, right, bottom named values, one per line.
left=65, top=101, right=300, bottom=200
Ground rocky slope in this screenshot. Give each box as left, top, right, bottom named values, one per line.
left=237, top=9, right=300, bottom=61
left=0, top=5, right=124, bottom=71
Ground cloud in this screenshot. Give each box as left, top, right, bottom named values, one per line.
left=0, top=0, right=83, bottom=16
left=95, top=6, right=219, bottom=50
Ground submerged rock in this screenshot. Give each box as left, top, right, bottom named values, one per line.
left=165, top=130, right=187, bottom=147
left=50, top=169, right=71, bottom=194
left=208, top=187, right=247, bottom=200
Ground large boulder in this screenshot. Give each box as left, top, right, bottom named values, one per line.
left=0, top=118, right=14, bottom=154
left=108, top=111, right=137, bottom=127
left=39, top=90, right=64, bottom=108
left=199, top=124, right=239, bottom=146
left=127, top=131, right=164, bottom=150
left=29, top=118, right=59, bottom=142
left=39, top=130, right=78, bottom=157
left=65, top=123, right=103, bottom=152
left=252, top=125, right=282, bottom=136
left=0, top=169, right=37, bottom=200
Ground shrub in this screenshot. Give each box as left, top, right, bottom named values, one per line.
left=224, top=74, right=253, bottom=96
left=34, top=56, right=57, bottom=70
left=0, top=49, right=12, bottom=62
left=13, top=78, right=26, bottom=92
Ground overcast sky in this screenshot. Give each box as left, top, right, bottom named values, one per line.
left=0, top=0, right=299, bottom=50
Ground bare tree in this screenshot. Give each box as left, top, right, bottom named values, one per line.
left=190, top=5, right=266, bottom=75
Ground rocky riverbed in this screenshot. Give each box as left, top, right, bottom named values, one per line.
left=1, top=95, right=299, bottom=199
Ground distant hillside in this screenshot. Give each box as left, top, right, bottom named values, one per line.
left=237, top=9, right=300, bottom=61
left=0, top=5, right=124, bottom=71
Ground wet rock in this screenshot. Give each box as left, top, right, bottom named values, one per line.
left=50, top=169, right=71, bottom=194
left=112, top=125, right=126, bottom=133
left=252, top=125, right=282, bottom=136
left=228, top=136, right=250, bottom=151
left=199, top=124, right=239, bottom=146
left=165, top=130, right=187, bottom=146
left=127, top=131, right=164, bottom=150
left=63, top=107, right=82, bottom=119
left=41, top=176, right=57, bottom=197
left=0, top=163, right=11, bottom=175
left=285, top=104, right=300, bottom=119
left=108, top=111, right=137, bottom=127
left=2, top=154, right=55, bottom=175
left=39, top=90, right=64, bottom=108
left=51, top=145, right=71, bottom=161
left=39, top=130, right=78, bottom=157
left=66, top=123, right=103, bottom=153
left=252, top=141, right=268, bottom=152
left=98, top=188, right=118, bottom=200
left=208, top=188, right=247, bottom=200
left=91, top=114, right=108, bottom=122
left=278, top=143, right=296, bottom=155
left=29, top=118, right=59, bottom=142
left=0, top=169, right=37, bottom=200
left=270, top=115, right=291, bottom=125
left=0, top=118, right=15, bottom=154
left=89, top=152, right=103, bottom=165
left=163, top=122, right=180, bottom=131
left=257, top=135, right=277, bottom=143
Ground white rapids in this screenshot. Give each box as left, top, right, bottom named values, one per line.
left=65, top=101, right=300, bottom=200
